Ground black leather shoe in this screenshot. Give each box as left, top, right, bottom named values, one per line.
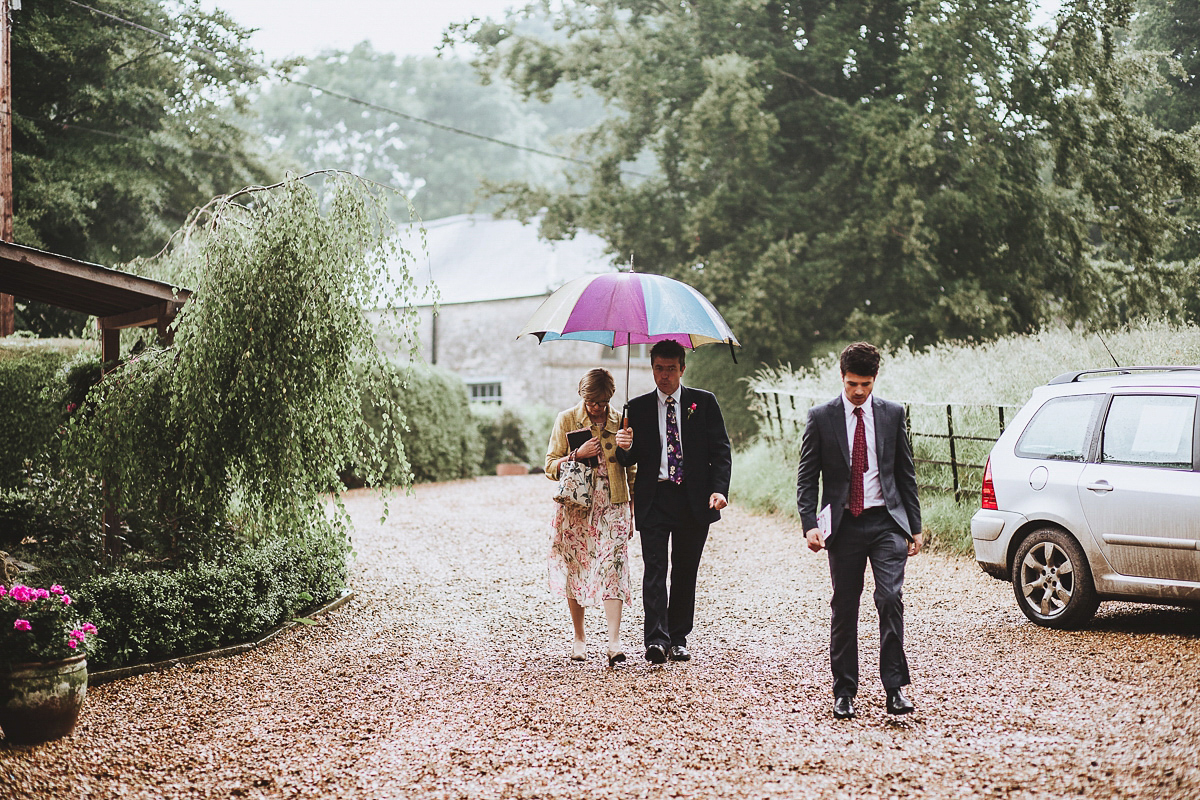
left=667, top=645, right=691, bottom=662
left=645, top=644, right=667, bottom=664
left=886, top=688, right=915, bottom=715
left=833, top=696, right=856, bottom=719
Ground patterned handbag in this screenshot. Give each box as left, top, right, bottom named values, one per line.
left=554, top=459, right=594, bottom=508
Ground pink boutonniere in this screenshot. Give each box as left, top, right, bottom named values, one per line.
left=686, top=402, right=697, bottom=419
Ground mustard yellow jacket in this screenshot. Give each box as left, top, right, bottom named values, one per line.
left=544, top=402, right=636, bottom=504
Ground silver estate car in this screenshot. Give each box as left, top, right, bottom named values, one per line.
left=972, top=366, right=1200, bottom=628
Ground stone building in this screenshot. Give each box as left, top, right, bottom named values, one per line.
left=378, top=214, right=655, bottom=412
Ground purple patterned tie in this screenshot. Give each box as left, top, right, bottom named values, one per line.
left=849, top=406, right=866, bottom=516
left=666, top=396, right=684, bottom=484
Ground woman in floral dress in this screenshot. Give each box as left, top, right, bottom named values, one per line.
left=545, top=368, right=636, bottom=667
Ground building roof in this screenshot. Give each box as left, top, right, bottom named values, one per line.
left=395, top=214, right=615, bottom=306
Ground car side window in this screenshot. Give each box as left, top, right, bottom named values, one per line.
left=1015, top=394, right=1103, bottom=461
left=1101, top=394, right=1196, bottom=469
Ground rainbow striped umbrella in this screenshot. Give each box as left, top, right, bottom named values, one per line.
left=518, top=272, right=740, bottom=400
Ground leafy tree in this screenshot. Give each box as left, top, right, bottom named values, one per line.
left=459, top=0, right=1200, bottom=372
left=11, top=0, right=272, bottom=334
left=247, top=44, right=606, bottom=221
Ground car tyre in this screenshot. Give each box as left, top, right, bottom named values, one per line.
left=1012, top=527, right=1099, bottom=629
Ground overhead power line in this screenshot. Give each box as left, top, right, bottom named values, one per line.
left=65, top=0, right=649, bottom=178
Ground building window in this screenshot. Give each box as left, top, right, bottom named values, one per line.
left=468, top=381, right=503, bottom=405
left=601, top=343, right=648, bottom=360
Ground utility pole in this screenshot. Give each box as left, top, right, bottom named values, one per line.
left=0, top=0, right=16, bottom=337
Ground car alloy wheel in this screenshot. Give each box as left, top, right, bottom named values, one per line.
left=1012, top=527, right=1098, bottom=629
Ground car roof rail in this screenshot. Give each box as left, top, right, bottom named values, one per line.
left=1048, top=365, right=1200, bottom=385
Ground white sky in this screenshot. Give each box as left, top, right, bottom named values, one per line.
left=200, top=1, right=1063, bottom=62
left=198, top=0, right=523, bottom=60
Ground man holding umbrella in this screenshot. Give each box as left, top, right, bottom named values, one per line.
left=615, top=339, right=732, bottom=663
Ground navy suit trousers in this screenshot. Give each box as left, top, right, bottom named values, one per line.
left=640, top=480, right=709, bottom=649
left=826, top=507, right=911, bottom=696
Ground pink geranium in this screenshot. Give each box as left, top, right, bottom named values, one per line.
left=13, top=619, right=32, bottom=631
left=9, top=585, right=32, bottom=603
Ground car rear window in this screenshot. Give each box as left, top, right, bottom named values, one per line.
left=1015, top=394, right=1103, bottom=461
left=1101, top=394, right=1196, bottom=469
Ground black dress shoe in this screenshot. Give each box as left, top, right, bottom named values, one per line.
left=645, top=644, right=667, bottom=664
left=833, top=696, right=856, bottom=719
left=886, top=688, right=915, bottom=715
left=667, top=645, right=691, bottom=662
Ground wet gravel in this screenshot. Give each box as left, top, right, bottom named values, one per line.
left=3, top=474, right=1199, bottom=798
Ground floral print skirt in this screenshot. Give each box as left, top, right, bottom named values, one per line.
left=548, top=470, right=634, bottom=607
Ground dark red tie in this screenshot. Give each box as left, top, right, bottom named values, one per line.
left=849, top=406, right=866, bottom=516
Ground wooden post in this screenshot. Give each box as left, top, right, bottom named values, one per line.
left=0, top=0, right=16, bottom=336
left=946, top=404, right=960, bottom=499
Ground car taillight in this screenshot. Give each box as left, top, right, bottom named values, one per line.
left=981, top=456, right=998, bottom=510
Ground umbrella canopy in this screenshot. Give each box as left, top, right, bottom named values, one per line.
left=517, top=272, right=740, bottom=349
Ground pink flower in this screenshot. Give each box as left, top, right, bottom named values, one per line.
left=83, top=623, right=98, bottom=634
left=61, top=595, right=72, bottom=605
left=34, top=588, right=50, bottom=600
left=0, top=585, right=6, bottom=597
left=70, top=629, right=85, bottom=640
left=13, top=619, right=31, bottom=631
left=9, top=585, right=32, bottom=603
left=66, top=402, right=78, bottom=413
left=68, top=639, right=78, bottom=649
left=50, top=584, right=65, bottom=595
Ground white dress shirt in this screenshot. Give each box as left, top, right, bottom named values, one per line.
left=842, top=393, right=884, bottom=509
left=657, top=386, right=684, bottom=481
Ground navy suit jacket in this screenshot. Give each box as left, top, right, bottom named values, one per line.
left=616, top=386, right=732, bottom=529
left=796, top=394, right=921, bottom=543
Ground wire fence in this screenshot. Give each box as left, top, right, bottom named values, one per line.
left=754, top=390, right=1023, bottom=501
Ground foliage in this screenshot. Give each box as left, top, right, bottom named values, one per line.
left=12, top=0, right=271, bottom=267
left=749, top=319, right=1200, bottom=407
left=247, top=44, right=606, bottom=221
left=354, top=363, right=483, bottom=486
left=56, top=173, right=419, bottom=554
left=0, top=583, right=98, bottom=670
left=475, top=407, right=533, bottom=472
left=0, top=342, right=96, bottom=489
left=460, top=0, right=1200, bottom=373
left=72, top=521, right=346, bottom=670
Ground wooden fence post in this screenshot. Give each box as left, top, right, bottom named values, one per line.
left=946, top=404, right=960, bottom=499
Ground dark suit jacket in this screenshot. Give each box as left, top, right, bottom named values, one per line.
left=616, top=386, right=732, bottom=529
left=796, top=394, right=921, bottom=543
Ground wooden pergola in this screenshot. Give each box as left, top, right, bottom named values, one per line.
left=0, top=240, right=190, bottom=368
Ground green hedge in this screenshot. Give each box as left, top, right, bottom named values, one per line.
left=358, top=363, right=483, bottom=485
left=0, top=341, right=95, bottom=488
left=74, top=522, right=348, bottom=670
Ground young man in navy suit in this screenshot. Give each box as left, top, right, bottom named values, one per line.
left=615, top=340, right=732, bottom=663
left=796, top=342, right=923, bottom=719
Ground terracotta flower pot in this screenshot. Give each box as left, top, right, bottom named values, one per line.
left=0, top=655, right=88, bottom=745
left=495, top=463, right=529, bottom=476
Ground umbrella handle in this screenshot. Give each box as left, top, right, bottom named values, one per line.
left=621, top=402, right=629, bottom=430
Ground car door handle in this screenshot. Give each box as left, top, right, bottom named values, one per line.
left=1086, top=481, right=1114, bottom=493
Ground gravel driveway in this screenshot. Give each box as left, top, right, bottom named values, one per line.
left=4, top=475, right=1199, bottom=799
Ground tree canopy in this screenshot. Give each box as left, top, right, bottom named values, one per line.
left=11, top=0, right=272, bottom=333
left=461, top=0, right=1200, bottom=372
left=247, top=43, right=607, bottom=221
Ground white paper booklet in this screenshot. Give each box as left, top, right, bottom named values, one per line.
left=817, top=504, right=832, bottom=543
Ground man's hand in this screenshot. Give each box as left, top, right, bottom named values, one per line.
left=908, top=532, right=924, bottom=557
left=709, top=493, right=728, bottom=511
left=805, top=528, right=824, bottom=553
left=615, top=423, right=633, bottom=450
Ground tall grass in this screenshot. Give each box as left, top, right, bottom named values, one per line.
left=734, top=321, right=1200, bottom=553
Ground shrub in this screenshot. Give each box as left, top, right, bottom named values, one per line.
left=0, top=342, right=96, bottom=489
left=475, top=407, right=532, bottom=472
left=356, top=363, right=482, bottom=486
left=74, top=519, right=347, bottom=669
